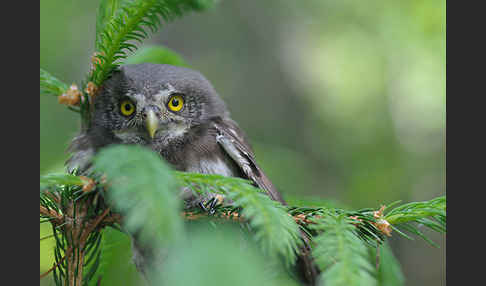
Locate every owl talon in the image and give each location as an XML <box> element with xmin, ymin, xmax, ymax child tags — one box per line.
<box><xmin>208</xmin><ymin>198</ymin><xmax>218</xmax><ymax>215</ymax></box>
<box><xmin>198</xmin><ymin>197</ymin><xmax>220</xmax><ymax>215</ymax></box>
<box><xmin>198</xmin><ymin>201</ymin><xmax>208</xmax><ymax>212</ymax></box>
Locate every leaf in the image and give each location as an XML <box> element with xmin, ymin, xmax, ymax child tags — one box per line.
<box><xmin>157</xmin><ymin>224</ymin><xmax>293</xmax><ymax>286</ymax></box>
<box><xmin>96</xmin><ymin>0</ymin><xmax>127</xmax><ymax>51</ymax></box>
<box><xmin>92</xmin><ymin>145</ymin><xmax>183</xmax><ymax>246</ymax></box>
<box><xmin>384</xmin><ymin>196</ymin><xmax>446</xmax><ymax>246</ymax></box>
<box><xmin>90</xmin><ymin>0</ymin><xmax>217</xmax><ymax>86</ymax></box>
<box><xmin>124</xmin><ymin>45</ymin><xmax>188</xmax><ymax>66</ymax></box>
<box><xmin>40</xmin><ymin>173</ymin><xmax>84</xmax><ymax>188</ymax></box>
<box><xmin>40</xmin><ymin>68</ymin><xmax>69</xmax><ymax>96</ymax></box>
<box><xmin>175</xmin><ymin>172</ymin><xmax>302</xmax><ymax>267</ymax></box>
<box><xmin>310</xmin><ymin>211</ymin><xmax>377</xmax><ymax>286</ymax></box>
<box><xmin>384</xmin><ymin>196</ymin><xmax>445</xmax><ymax>223</ymax></box>
<box><xmin>368</xmin><ymin>243</ymin><xmax>405</xmax><ymax>286</ymax></box>
<box><xmin>93</xmin><ymin>227</ymin><xmax>143</xmax><ymax>285</ymax></box>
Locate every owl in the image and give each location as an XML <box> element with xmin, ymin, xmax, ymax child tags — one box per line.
<box><xmin>66</xmin><ymin>63</ymin><xmax>318</xmax><ymax>285</ymax></box>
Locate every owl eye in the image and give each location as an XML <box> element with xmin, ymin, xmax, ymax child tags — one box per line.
<box><xmin>120</xmin><ymin>99</ymin><xmax>136</xmax><ymax>116</ymax></box>
<box><xmin>167</xmin><ymin>95</ymin><xmax>184</xmax><ymax>112</ymax></box>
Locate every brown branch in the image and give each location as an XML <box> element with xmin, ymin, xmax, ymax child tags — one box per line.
<box><xmin>40</xmin><ymin>194</ymin><xmax>391</xmax><ymax>286</ymax></box>
<box><xmin>183</xmin><ymin>211</ymin><xmax>245</xmax><ymax>222</ymax></box>
<box><xmin>40</xmin><ymin>206</ymin><xmax>63</xmax><ymax>224</ymax></box>
<box><xmin>292</xmin><ymin>213</ymin><xmax>320</xmax><ymax>225</ymax></box>
<box><xmin>42</xmin><ymin>191</ymin><xmax>61</xmax><ymax>204</ymax></box>
<box><xmin>80</xmin><ymin>208</ymin><xmax>111</xmax><ymax>242</ymax></box>
<box><xmin>182</xmin><ymin>210</ymin><xmax>321</xmax><ymax>225</ymax></box>
<box><xmin>101</xmin><ymin>213</ymin><xmax>122</xmax><ymax>225</ymax></box>
<box><xmin>40</xmin><ymin>234</ymin><xmax>55</xmax><ymax>241</ymax></box>
<box><xmin>40</xmin><ymin>255</ymin><xmax>66</xmax><ymax>279</ymax></box>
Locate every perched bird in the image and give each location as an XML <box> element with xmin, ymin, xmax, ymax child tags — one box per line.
<box><xmin>66</xmin><ymin>63</ymin><xmax>319</xmax><ymax>285</ymax></box>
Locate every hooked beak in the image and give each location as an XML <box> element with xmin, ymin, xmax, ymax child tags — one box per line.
<box><xmin>144</xmin><ymin>109</ymin><xmax>159</xmax><ymax>139</ymax></box>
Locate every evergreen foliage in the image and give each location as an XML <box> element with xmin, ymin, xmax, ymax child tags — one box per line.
<box><xmin>40</xmin><ymin>68</ymin><xmax>69</xmax><ymax>96</ymax></box>
<box><xmin>176</xmin><ymin>171</ymin><xmax>303</xmax><ymax>267</ymax></box>
<box><xmin>90</xmin><ymin>0</ymin><xmax>216</xmax><ymax>87</ymax></box>
<box><xmin>93</xmin><ymin>145</ymin><xmax>184</xmax><ymax>246</ymax></box>
<box><xmin>40</xmin><ymin>1</ymin><xmax>446</xmax><ymax>285</ymax></box>
<box><xmin>311</xmin><ymin>212</ymin><xmax>376</xmax><ymax>286</ymax></box>
<box><xmin>40</xmin><ymin>175</ymin><xmax>108</xmax><ymax>285</ymax></box>
<box><xmin>40</xmin><ymin>144</ymin><xmax>445</xmax><ymax>285</ymax></box>
<box><xmin>124</xmin><ymin>45</ymin><xmax>188</xmax><ymax>67</ymax></box>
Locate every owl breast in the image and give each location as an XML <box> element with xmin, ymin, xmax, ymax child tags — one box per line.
<box><xmin>185</xmin><ymin>157</ymin><xmax>236</xmax><ymax>177</ymax></box>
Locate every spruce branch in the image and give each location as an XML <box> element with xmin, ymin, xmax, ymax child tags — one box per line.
<box><xmin>40</xmin><ymin>205</ymin><xmax>63</xmax><ymax>223</ymax></box>
<box><xmin>90</xmin><ymin>0</ymin><xmax>216</xmax><ymax>86</ymax></box>
<box><xmin>310</xmin><ymin>212</ymin><xmax>376</xmax><ymax>286</ymax></box>
<box><xmin>40</xmin><ymin>178</ymin><xmax>113</xmax><ymax>286</ymax></box>
<box><xmin>40</xmin><ymin>164</ymin><xmax>445</xmax><ymax>285</ymax></box>
<box><xmin>384</xmin><ymin>196</ymin><xmax>446</xmax><ymax>247</ymax></box>
<box><xmin>40</xmin><ymin>255</ymin><xmax>67</xmax><ymax>279</ymax></box>
<box><xmin>40</xmin><ymin>68</ymin><xmax>69</xmax><ymax>96</ymax></box>
<box><xmin>92</xmin><ymin>145</ymin><xmax>184</xmax><ymax>247</ymax></box>
<box><xmin>96</xmin><ymin>0</ymin><xmax>127</xmax><ymax>51</ymax></box>
<box><xmin>175</xmin><ymin>171</ymin><xmax>303</xmax><ymax>267</ymax></box>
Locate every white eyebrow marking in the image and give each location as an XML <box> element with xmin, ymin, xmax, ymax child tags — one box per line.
<box><xmin>132</xmin><ymin>93</ymin><xmax>145</xmax><ymax>102</ymax></box>
<box><xmin>153</xmin><ymin>83</ymin><xmax>178</xmax><ymax>101</ymax></box>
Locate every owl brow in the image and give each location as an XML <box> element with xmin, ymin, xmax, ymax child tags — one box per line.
<box><xmin>154</xmin><ymin>88</ymin><xmax>184</xmax><ymax>103</ymax></box>
<box><xmin>124</xmin><ymin>91</ymin><xmax>144</xmax><ymax>102</ymax></box>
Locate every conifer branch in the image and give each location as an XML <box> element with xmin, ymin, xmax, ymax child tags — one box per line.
<box><xmin>40</xmin><ymin>255</ymin><xmax>67</xmax><ymax>279</ymax></box>
<box><xmin>90</xmin><ymin>0</ymin><xmax>216</xmax><ymax>86</ymax></box>
<box><xmin>40</xmin><ymin>68</ymin><xmax>69</xmax><ymax>96</ymax></box>
<box><xmin>40</xmin><ymin>154</ymin><xmax>445</xmax><ymax>285</ymax></box>
<box><xmin>40</xmin><ymin>205</ymin><xmax>63</xmax><ymax>223</ymax></box>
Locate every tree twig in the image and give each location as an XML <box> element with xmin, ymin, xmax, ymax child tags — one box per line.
<box><xmin>40</xmin><ymin>255</ymin><xmax>66</xmax><ymax>279</ymax></box>
<box><xmin>40</xmin><ymin>206</ymin><xmax>63</xmax><ymax>223</ymax></box>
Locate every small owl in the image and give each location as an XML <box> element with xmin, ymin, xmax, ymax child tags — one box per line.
<box><xmin>66</xmin><ymin>63</ymin><xmax>318</xmax><ymax>284</ymax></box>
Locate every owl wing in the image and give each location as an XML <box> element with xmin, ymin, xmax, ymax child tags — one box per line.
<box><xmin>213</xmin><ymin>118</ymin><xmax>319</xmax><ymax>284</ymax></box>
<box><xmin>212</xmin><ymin>118</ymin><xmax>286</xmax><ymax>204</ymax></box>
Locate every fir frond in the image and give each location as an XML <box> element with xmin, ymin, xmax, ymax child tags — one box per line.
<box><xmin>385</xmin><ymin>196</ymin><xmax>445</xmax><ymax>226</ymax></box>
<box><xmin>310</xmin><ymin>211</ymin><xmax>377</xmax><ymax>286</ymax></box>
<box><xmin>40</xmin><ymin>68</ymin><xmax>69</xmax><ymax>96</ymax></box>
<box><xmin>384</xmin><ymin>196</ymin><xmax>446</xmax><ymax>247</ymax></box>
<box><xmin>92</xmin><ymin>145</ymin><xmax>184</xmax><ymax>246</ymax></box>
<box><xmin>288</xmin><ymin>206</ymin><xmax>386</xmax><ymax>247</ymax></box>
<box><xmin>96</xmin><ymin>0</ymin><xmax>128</xmax><ymax>51</ymax></box>
<box><xmin>175</xmin><ymin>171</ymin><xmax>303</xmax><ymax>267</ymax></box>
<box><xmin>40</xmin><ymin>179</ymin><xmax>109</xmax><ymax>285</ymax></box>
<box><xmin>40</xmin><ymin>173</ymin><xmax>85</xmax><ymax>188</ymax></box>
<box><xmin>368</xmin><ymin>243</ymin><xmax>405</xmax><ymax>286</ymax></box>
<box><xmin>157</xmin><ymin>225</ymin><xmax>292</xmax><ymax>286</ymax></box>
<box><xmin>90</xmin><ymin>0</ymin><xmax>216</xmax><ymax>86</ymax></box>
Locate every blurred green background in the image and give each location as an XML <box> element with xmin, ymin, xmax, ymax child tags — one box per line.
<box><xmin>40</xmin><ymin>0</ymin><xmax>445</xmax><ymax>285</ymax></box>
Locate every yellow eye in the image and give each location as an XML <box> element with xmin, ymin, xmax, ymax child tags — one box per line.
<box><xmin>167</xmin><ymin>95</ymin><xmax>184</xmax><ymax>112</ymax></box>
<box><xmin>120</xmin><ymin>99</ymin><xmax>136</xmax><ymax>116</ymax></box>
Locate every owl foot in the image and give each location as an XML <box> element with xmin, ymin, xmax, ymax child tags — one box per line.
<box><xmin>198</xmin><ymin>194</ymin><xmax>224</xmax><ymax>215</ymax></box>
<box><xmin>198</xmin><ymin>197</ymin><xmax>218</xmax><ymax>215</ymax></box>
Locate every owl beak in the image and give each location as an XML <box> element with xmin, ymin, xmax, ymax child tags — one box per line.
<box><xmin>144</xmin><ymin>109</ymin><xmax>159</xmax><ymax>139</ymax></box>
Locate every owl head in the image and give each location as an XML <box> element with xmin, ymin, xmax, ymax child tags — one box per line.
<box><xmin>89</xmin><ymin>63</ymin><xmax>228</xmax><ymax>147</ymax></box>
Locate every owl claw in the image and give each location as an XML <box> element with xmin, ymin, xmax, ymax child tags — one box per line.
<box><xmin>198</xmin><ymin>197</ymin><xmax>220</xmax><ymax>215</ymax></box>
<box><xmin>207</xmin><ymin>198</ymin><xmax>218</xmax><ymax>215</ymax></box>
<box><xmin>198</xmin><ymin>201</ymin><xmax>208</xmax><ymax>212</ymax></box>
